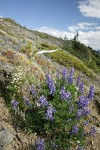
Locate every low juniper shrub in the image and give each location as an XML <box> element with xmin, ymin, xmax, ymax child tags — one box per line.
<box><xmin>11</xmin><ymin>68</ymin><xmax>95</xmax><ymax>150</ymax></box>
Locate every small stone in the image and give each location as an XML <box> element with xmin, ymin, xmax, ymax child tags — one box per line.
<box><xmin>95</xmin><ymin>127</ymin><xmax>100</xmax><ymax>134</ymax></box>
<box><xmin>0</xmin><ymin>124</ymin><xmax>14</xmax><ymax>150</ymax></box>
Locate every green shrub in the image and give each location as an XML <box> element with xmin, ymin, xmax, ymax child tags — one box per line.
<box><xmin>45</xmin><ymin>50</ymin><xmax>95</xmax><ymax>78</ymax></box>
<box><xmin>63</xmin><ymin>41</ymin><xmax>100</xmax><ymax>74</ymax></box>
<box><xmin>11</xmin><ymin>68</ymin><xmax>95</xmax><ymax>150</ymax></box>
<box><xmin>37</xmin><ymin>43</ymin><xmax>58</xmax><ymax>50</ymax></box>
<box><xmin>20</xmin><ymin>42</ymin><xmax>33</xmax><ymax>56</ymax></box>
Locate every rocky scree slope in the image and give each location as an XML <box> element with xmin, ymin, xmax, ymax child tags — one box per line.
<box><xmin>0</xmin><ymin>18</ymin><xmax>64</xmax><ymax>52</ymax></box>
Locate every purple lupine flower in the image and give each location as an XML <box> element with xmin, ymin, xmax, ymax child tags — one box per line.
<box><xmin>35</xmin><ymin>138</ymin><xmax>45</xmax><ymax>150</ymax></box>
<box><xmin>77</xmin><ymin>96</ymin><xmax>90</xmax><ymax>108</ymax></box>
<box><xmin>62</xmin><ymin>68</ymin><xmax>67</xmax><ymax>81</ymax></box>
<box><xmin>46</xmin><ymin>105</ymin><xmax>56</xmax><ymax>121</ymax></box>
<box><xmin>38</xmin><ymin>95</ymin><xmax>48</xmax><ymax>107</ymax></box>
<box><xmin>89</xmin><ymin>126</ymin><xmax>96</xmax><ymax>137</ymax></box>
<box><xmin>76</xmin><ymin>76</ymin><xmax>81</xmax><ymax>87</ymax></box>
<box><xmin>70</xmin><ymin>67</ymin><xmax>74</xmax><ymax>75</ymax></box>
<box><xmin>77</xmin><ymin>108</ymin><xmax>90</xmax><ymax>119</ymax></box>
<box><xmin>83</xmin><ymin>121</ymin><xmax>89</xmax><ymax>126</ymax></box>
<box><xmin>68</xmin><ymin>68</ymin><xmax>74</xmax><ymax>84</ymax></box>
<box><xmin>46</xmin><ymin>72</ymin><xmax>51</xmax><ymax>85</ymax></box>
<box><xmin>79</xmin><ymin>81</ymin><xmax>84</xmax><ymax>94</ymax></box>
<box><xmin>88</xmin><ymin>86</ymin><xmax>94</xmax><ymax>100</ymax></box>
<box><xmin>77</xmin><ymin>109</ymin><xmax>84</xmax><ymax>119</ymax></box>
<box><xmin>11</xmin><ymin>100</ymin><xmax>19</xmax><ymax>109</ymax></box>
<box><xmin>30</xmin><ymin>85</ymin><xmax>37</xmax><ymax>97</ymax></box>
<box><xmin>65</xmin><ymin>92</ymin><xmax>71</xmax><ymax>100</ymax></box>
<box><xmin>60</xmin><ymin>86</ymin><xmax>71</xmax><ymax>100</ymax></box>
<box><xmin>72</xmin><ymin>125</ymin><xmax>79</xmax><ymax>134</ymax></box>
<box><xmin>49</xmin><ymin>80</ymin><xmax>56</xmax><ymax>95</ymax></box>
<box><xmin>77</xmin><ymin>146</ymin><xmax>84</xmax><ymax>150</ymax></box>
<box><xmin>23</xmin><ymin>96</ymin><xmax>32</xmax><ymax>107</ymax></box>
<box><xmin>83</xmin><ymin>108</ymin><xmax>91</xmax><ymax>116</ymax></box>
<box><xmin>46</xmin><ymin>73</ymin><xmax>56</xmax><ymax>95</ymax></box>
<box><xmin>56</xmin><ymin>71</ymin><xmax>60</xmax><ymax>79</ymax></box>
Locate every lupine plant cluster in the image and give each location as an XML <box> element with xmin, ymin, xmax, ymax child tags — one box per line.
<box><xmin>11</xmin><ymin>67</ymin><xmax>95</xmax><ymax>150</ymax></box>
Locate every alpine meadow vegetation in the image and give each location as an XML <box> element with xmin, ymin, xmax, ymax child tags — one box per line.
<box><xmin>10</xmin><ymin>67</ymin><xmax>95</xmax><ymax>150</ymax></box>
<box><xmin>0</xmin><ymin>17</ymin><xmax>99</xmax><ymax>150</ymax></box>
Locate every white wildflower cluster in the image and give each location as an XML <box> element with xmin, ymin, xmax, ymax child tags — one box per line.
<box><xmin>10</xmin><ymin>66</ymin><xmax>25</xmax><ymax>93</ymax></box>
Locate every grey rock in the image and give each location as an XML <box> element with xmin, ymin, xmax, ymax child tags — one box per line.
<box><xmin>95</xmin><ymin>126</ymin><xmax>100</xmax><ymax>134</ymax></box>
<box><xmin>0</xmin><ymin>125</ymin><xmax>14</xmax><ymax>150</ymax></box>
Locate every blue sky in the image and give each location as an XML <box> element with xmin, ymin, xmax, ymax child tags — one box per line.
<box><xmin>0</xmin><ymin>0</ymin><xmax>100</xmax><ymax>50</ymax></box>
<box><xmin>0</xmin><ymin>0</ymin><xmax>83</xmax><ymax>29</ymax></box>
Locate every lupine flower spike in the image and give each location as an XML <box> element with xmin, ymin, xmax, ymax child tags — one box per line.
<box><xmin>35</xmin><ymin>138</ymin><xmax>45</xmax><ymax>150</ymax></box>
<box><xmin>68</xmin><ymin>68</ymin><xmax>74</xmax><ymax>84</ymax></box>
<box><xmin>46</xmin><ymin>105</ymin><xmax>56</xmax><ymax>121</ymax></box>
<box><xmin>60</xmin><ymin>86</ymin><xmax>71</xmax><ymax>100</ymax></box>
<box><xmin>46</xmin><ymin>73</ymin><xmax>56</xmax><ymax>95</ymax></box>
<box><xmin>30</xmin><ymin>85</ymin><xmax>37</xmax><ymax>97</ymax></box>
<box><xmin>11</xmin><ymin>99</ymin><xmax>19</xmax><ymax>109</ymax></box>
<box><xmin>38</xmin><ymin>95</ymin><xmax>48</xmax><ymax>107</ymax></box>
<box><xmin>23</xmin><ymin>96</ymin><xmax>32</xmax><ymax>107</ymax></box>
<box><xmin>88</xmin><ymin>86</ymin><xmax>94</xmax><ymax>100</ymax></box>
<box><xmin>79</xmin><ymin>81</ymin><xmax>84</xmax><ymax>94</ymax></box>
<box><xmin>76</xmin><ymin>76</ymin><xmax>80</xmax><ymax>87</ymax></box>
<box><xmin>72</xmin><ymin>125</ymin><xmax>79</xmax><ymax>134</ymax></box>
<box><xmin>62</xmin><ymin>68</ymin><xmax>67</xmax><ymax>81</ymax></box>
<box><xmin>77</xmin><ymin>96</ymin><xmax>90</xmax><ymax>108</ymax></box>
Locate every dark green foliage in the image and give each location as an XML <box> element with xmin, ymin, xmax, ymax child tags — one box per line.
<box><xmin>63</xmin><ymin>40</ymin><xmax>100</xmax><ymax>73</ymax></box>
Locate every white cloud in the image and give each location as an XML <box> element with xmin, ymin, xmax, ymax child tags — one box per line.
<box><xmin>36</xmin><ymin>25</ymin><xmax>100</xmax><ymax>50</ymax></box>
<box><xmin>0</xmin><ymin>15</ymin><xmax>3</xmax><ymax>18</ymax></box>
<box><xmin>37</xmin><ymin>26</ymin><xmax>74</xmax><ymax>39</ymax></box>
<box><xmin>78</xmin><ymin>31</ymin><xmax>100</xmax><ymax>50</ymax></box>
<box><xmin>78</xmin><ymin>0</ymin><xmax>100</xmax><ymax>18</ymax></box>
<box><xmin>94</xmin><ymin>26</ymin><xmax>100</xmax><ymax>30</ymax></box>
<box><xmin>68</xmin><ymin>22</ymin><xmax>97</xmax><ymax>32</ymax></box>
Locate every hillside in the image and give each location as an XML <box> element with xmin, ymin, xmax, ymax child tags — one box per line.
<box><xmin>0</xmin><ymin>18</ymin><xmax>64</xmax><ymax>51</ymax></box>
<box><xmin>0</xmin><ymin>18</ymin><xmax>100</xmax><ymax>75</ymax></box>
<box><xmin>63</xmin><ymin>40</ymin><xmax>100</xmax><ymax>73</ymax></box>
<box><xmin>0</xmin><ymin>18</ymin><xmax>100</xmax><ymax>150</ymax></box>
